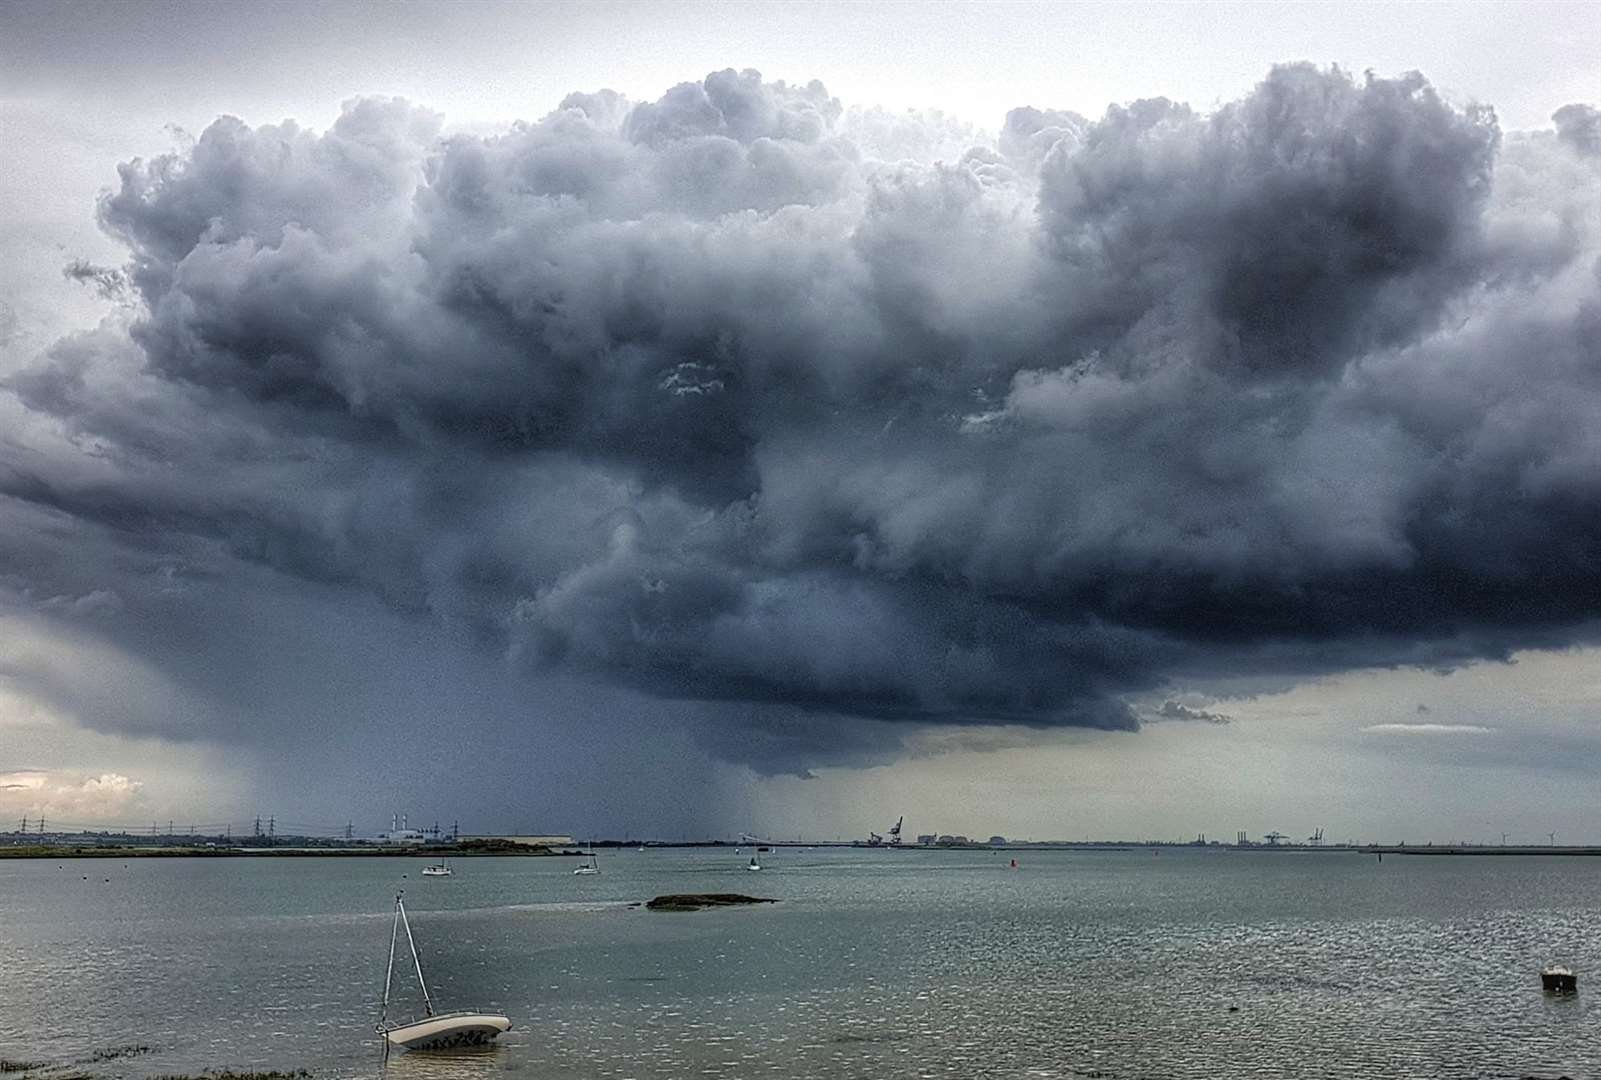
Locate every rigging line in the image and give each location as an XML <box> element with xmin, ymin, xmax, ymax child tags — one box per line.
<box><xmin>398</xmin><ymin>893</ymin><xmax>435</xmax><ymax>1018</ymax></box>
<box><xmin>381</xmin><ymin>892</ymin><xmax>401</xmax><ymax>1026</ymax></box>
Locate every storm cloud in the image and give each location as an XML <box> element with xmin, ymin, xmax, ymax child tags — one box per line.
<box><xmin>5</xmin><ymin>64</ymin><xmax>1601</xmax><ymax>772</ymax></box>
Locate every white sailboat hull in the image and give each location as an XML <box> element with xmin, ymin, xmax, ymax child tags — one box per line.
<box><xmin>382</xmin><ymin>1011</ymin><xmax>511</xmax><ymax>1049</ymax></box>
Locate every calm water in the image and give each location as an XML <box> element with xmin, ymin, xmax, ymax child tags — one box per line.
<box><xmin>2</xmin><ymin>847</ymin><xmax>1599</xmax><ymax>1079</ymax></box>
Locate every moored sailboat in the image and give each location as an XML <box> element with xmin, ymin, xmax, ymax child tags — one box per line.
<box><xmin>376</xmin><ymin>892</ymin><xmax>511</xmax><ymax>1050</ymax></box>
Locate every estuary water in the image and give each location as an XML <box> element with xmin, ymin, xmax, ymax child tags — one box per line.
<box><xmin>2</xmin><ymin>847</ymin><xmax>1599</xmax><ymax>1079</ymax></box>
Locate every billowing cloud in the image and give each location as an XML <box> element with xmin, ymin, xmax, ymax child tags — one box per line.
<box><xmin>3</xmin><ymin>65</ymin><xmax>1600</xmax><ymax>774</ymax></box>
<box><xmin>0</xmin><ymin>768</ymin><xmax>145</xmax><ymax>820</ymax></box>
<box><xmin>1554</xmin><ymin>103</ymin><xmax>1601</xmax><ymax>156</ymax></box>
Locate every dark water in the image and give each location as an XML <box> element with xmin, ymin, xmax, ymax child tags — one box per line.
<box><xmin>2</xmin><ymin>847</ymin><xmax>1598</xmax><ymax>1079</ymax></box>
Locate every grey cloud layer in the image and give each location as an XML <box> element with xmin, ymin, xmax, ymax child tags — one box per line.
<box><xmin>5</xmin><ymin>65</ymin><xmax>1600</xmax><ymax>768</ymax></box>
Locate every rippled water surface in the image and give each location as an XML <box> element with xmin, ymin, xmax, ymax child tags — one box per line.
<box><xmin>3</xmin><ymin>848</ymin><xmax>1599</xmax><ymax>1078</ymax></box>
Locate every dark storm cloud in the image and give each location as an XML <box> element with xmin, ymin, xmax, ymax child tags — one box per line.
<box><xmin>5</xmin><ymin>65</ymin><xmax>1601</xmax><ymax>770</ymax></box>
<box><xmin>1035</xmin><ymin>71</ymin><xmax>1497</xmax><ymax>377</ymax></box>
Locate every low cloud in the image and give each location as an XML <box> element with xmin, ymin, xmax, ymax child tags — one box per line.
<box><xmin>36</xmin><ymin>589</ymin><xmax>124</xmax><ymax>620</ymax></box>
<box><xmin>0</xmin><ymin>768</ymin><xmax>145</xmax><ymax>820</ymax></box>
<box><xmin>1152</xmin><ymin>701</ymin><xmax>1232</xmax><ymax>725</ymax></box>
<box><xmin>1361</xmin><ymin>723</ymin><xmax>1497</xmax><ymax>735</ymax></box>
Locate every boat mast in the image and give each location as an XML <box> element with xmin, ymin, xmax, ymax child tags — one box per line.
<box><xmin>397</xmin><ymin>893</ymin><xmax>436</xmax><ymax>1017</ymax></box>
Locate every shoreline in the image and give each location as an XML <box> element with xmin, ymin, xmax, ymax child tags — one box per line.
<box><xmin>8</xmin><ymin>841</ymin><xmax>1601</xmax><ymax>859</ymax></box>
<box><xmin>0</xmin><ymin>844</ymin><xmax>584</xmax><ymax>859</ymax></box>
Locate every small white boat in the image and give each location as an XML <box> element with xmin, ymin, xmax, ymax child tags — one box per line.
<box><xmin>420</xmin><ymin>859</ymin><xmax>452</xmax><ymax>877</ymax></box>
<box><xmin>383</xmin><ymin>1010</ymin><xmax>513</xmax><ymax>1050</ymax></box>
<box><xmin>573</xmin><ymin>855</ymin><xmax>599</xmax><ymax>875</ymax></box>
<box><xmin>746</xmin><ymin>855</ymin><xmax>762</xmax><ymax>871</ymax></box>
<box><xmin>377</xmin><ymin>892</ymin><xmax>510</xmax><ymax>1050</ymax></box>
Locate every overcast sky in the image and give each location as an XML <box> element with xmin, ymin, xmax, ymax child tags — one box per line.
<box><xmin>3</xmin><ymin>0</ymin><xmax>1600</xmax><ymax>843</ymax></box>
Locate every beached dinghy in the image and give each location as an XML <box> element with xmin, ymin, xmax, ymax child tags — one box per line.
<box><xmin>376</xmin><ymin>892</ymin><xmax>511</xmax><ymax>1050</ymax></box>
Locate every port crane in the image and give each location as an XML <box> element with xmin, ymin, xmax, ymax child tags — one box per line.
<box><xmin>1263</xmin><ymin>831</ymin><xmax>1287</xmax><ymax>845</ymax></box>
<box><xmin>1306</xmin><ymin>828</ymin><xmax>1324</xmax><ymax>846</ymax></box>
<box><xmin>866</xmin><ymin>816</ymin><xmax>904</xmax><ymax>847</ymax></box>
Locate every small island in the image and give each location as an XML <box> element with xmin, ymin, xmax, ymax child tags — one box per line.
<box><xmin>644</xmin><ymin>893</ymin><xmax>778</xmax><ymax>912</ymax></box>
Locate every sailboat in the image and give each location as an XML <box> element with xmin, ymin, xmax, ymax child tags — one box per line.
<box><xmin>420</xmin><ymin>858</ymin><xmax>452</xmax><ymax>877</ymax></box>
<box><xmin>376</xmin><ymin>892</ymin><xmax>511</xmax><ymax>1050</ymax></box>
<box><xmin>573</xmin><ymin>854</ymin><xmax>599</xmax><ymax>875</ymax></box>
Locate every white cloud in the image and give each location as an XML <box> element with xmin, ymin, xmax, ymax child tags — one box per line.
<box><xmin>1360</xmin><ymin>723</ymin><xmax>1497</xmax><ymax>735</ymax></box>
<box><xmin>0</xmin><ymin>767</ymin><xmax>145</xmax><ymax>821</ymax></box>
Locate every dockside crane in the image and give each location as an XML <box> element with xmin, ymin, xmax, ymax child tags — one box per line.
<box><xmin>865</xmin><ymin>816</ymin><xmax>905</xmax><ymax>847</ymax></box>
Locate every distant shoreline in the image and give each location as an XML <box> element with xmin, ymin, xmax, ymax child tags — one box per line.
<box><xmin>1360</xmin><ymin>845</ymin><xmax>1601</xmax><ymax>856</ymax></box>
<box><xmin>0</xmin><ymin>844</ymin><xmax>585</xmax><ymax>859</ymax></box>
<box><xmin>7</xmin><ymin>841</ymin><xmax>1599</xmax><ymax>859</ymax></box>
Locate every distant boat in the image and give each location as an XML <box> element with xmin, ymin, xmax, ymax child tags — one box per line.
<box><xmin>747</xmin><ymin>854</ymin><xmax>762</xmax><ymax>871</ymax></box>
<box><xmin>376</xmin><ymin>892</ymin><xmax>510</xmax><ymax>1050</ymax></box>
<box><xmin>420</xmin><ymin>859</ymin><xmax>452</xmax><ymax>877</ymax></box>
<box><xmin>573</xmin><ymin>855</ymin><xmax>600</xmax><ymax>875</ymax></box>
<box><xmin>1542</xmin><ymin>965</ymin><xmax>1578</xmax><ymax>993</ymax></box>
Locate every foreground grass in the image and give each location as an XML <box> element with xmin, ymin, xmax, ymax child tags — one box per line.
<box><xmin>2</xmin><ymin>1044</ymin><xmax>152</xmax><ymax>1077</ymax></box>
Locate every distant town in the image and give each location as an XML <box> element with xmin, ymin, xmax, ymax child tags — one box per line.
<box><xmin>4</xmin><ymin>812</ymin><xmax>1598</xmax><ymax>856</ymax></box>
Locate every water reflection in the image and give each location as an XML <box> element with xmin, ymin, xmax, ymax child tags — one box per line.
<box><xmin>382</xmin><ymin>1045</ymin><xmax>507</xmax><ymax>1080</ymax></box>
